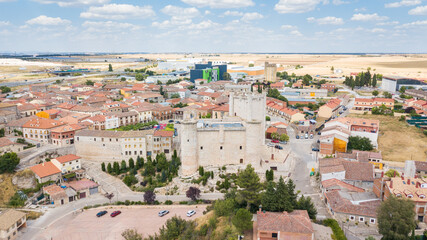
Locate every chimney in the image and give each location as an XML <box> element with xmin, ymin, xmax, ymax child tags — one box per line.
<box><xmin>390</xmin><ymin>180</ymin><xmax>393</xmax><ymax>188</ymax></box>
<box><xmin>381</xmin><ymin>171</ymin><xmax>384</xmax><ymax>178</ymax></box>
<box><xmin>407</xmin><ymin>179</ymin><xmax>411</xmax><ymax>185</ymax></box>
<box><xmin>258</xmin><ymin>205</ymin><xmax>262</xmax><ymax>214</ymax></box>
<box><xmin>416</xmin><ymin>182</ymin><xmax>420</xmax><ymax>188</ymax></box>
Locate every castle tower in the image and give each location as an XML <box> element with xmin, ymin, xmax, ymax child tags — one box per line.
<box><xmin>180</xmin><ymin>110</ymin><xmax>198</xmax><ymax>176</ymax></box>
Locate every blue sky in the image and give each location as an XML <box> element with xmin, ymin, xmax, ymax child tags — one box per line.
<box><xmin>0</xmin><ymin>0</ymin><xmax>426</xmax><ymax>53</ymax></box>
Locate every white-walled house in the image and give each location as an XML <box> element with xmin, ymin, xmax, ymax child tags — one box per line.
<box><xmin>51</xmin><ymin>154</ymin><xmax>82</xmax><ymax>174</ymax></box>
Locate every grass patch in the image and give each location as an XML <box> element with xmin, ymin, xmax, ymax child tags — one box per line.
<box><xmin>349</xmin><ymin>114</ymin><xmax>427</xmax><ymax>162</ymax></box>
<box><xmin>0</xmin><ymin>174</ymin><xmax>18</xmax><ymax>207</ymax></box>
<box><xmin>24</xmin><ymin>211</ymin><xmax>43</xmax><ymax>220</ymax></box>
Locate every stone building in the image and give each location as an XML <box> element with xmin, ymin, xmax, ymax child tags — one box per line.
<box><xmin>180</xmin><ymin>90</ymin><xmax>266</xmax><ymax>176</ymax></box>
<box><xmin>74</xmin><ymin>129</ymin><xmax>173</xmax><ymax>161</ymax></box>
<box><xmin>264</xmin><ymin>62</ymin><xmax>277</xmax><ymax>83</ymax></box>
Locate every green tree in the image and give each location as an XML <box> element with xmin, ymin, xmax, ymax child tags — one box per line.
<box><xmin>0</xmin><ymin>128</ymin><xmax>5</xmax><ymax>137</ymax></box>
<box><xmin>128</xmin><ymin>158</ymin><xmax>135</xmax><ymax>169</ymax></box>
<box><xmin>113</xmin><ymin>161</ymin><xmax>120</xmax><ymax>175</ymax></box>
<box><xmin>121</xmin><ymin>229</ymin><xmax>143</xmax><ymax>240</ymax></box>
<box><xmin>279</xmin><ymin>134</ymin><xmax>289</xmax><ymax>142</ymax></box>
<box><xmin>222</xmin><ymin>72</ymin><xmax>232</xmax><ymax>80</ymax></box>
<box><xmin>0</xmin><ymin>152</ymin><xmax>20</xmax><ymax>173</ymax></box>
<box><xmin>144</xmin><ymin>190</ymin><xmax>156</xmax><ymax>204</ymax></box>
<box><xmin>232</xmin><ymin>208</ymin><xmax>253</xmax><ymax>233</ymax></box>
<box><xmin>265</xmin><ymin>169</ymin><xmax>274</xmax><ymax>182</ymax></box>
<box><xmin>123</xmin><ymin>174</ymin><xmax>138</xmax><ymax>186</ymax></box>
<box><xmin>372</xmin><ymin>74</ymin><xmax>377</xmax><ymax>87</ymax></box>
<box><xmin>236</xmin><ymin>164</ymin><xmax>263</xmax><ymax>208</ymax></box>
<box><xmin>286</xmin><ymin>178</ymin><xmax>297</xmax><ymax>207</ymax></box>
<box><xmin>147</xmin><ymin>216</ymin><xmax>196</xmax><ymax>240</ymax></box>
<box><xmin>378</xmin><ymin>197</ymin><xmax>416</xmax><ymax>240</ymax></box>
<box><xmin>385</xmin><ymin>169</ymin><xmax>400</xmax><ymax>178</ymax></box>
<box><xmin>108</xmin><ymin>64</ymin><xmax>113</xmax><ymax>72</ymax></box>
<box><xmin>277</xmin><ymin>177</ymin><xmax>293</xmax><ymax>212</ymax></box>
<box><xmin>135</xmin><ymin>73</ymin><xmax>145</xmax><ymax>81</ymax></box>
<box><xmin>347</xmin><ymin>136</ymin><xmax>374</xmax><ymax>151</ymax></box>
<box><xmin>8</xmin><ymin>192</ymin><xmax>26</xmax><ymax>207</ymax></box>
<box><xmin>249</xmin><ymin>63</ymin><xmax>254</xmax><ymax>67</ymax></box>
<box><xmin>297</xmin><ymin>195</ymin><xmax>317</xmax><ymax>219</ymax></box>
<box><xmin>120</xmin><ymin>77</ymin><xmax>126</xmax><ymax>81</ymax></box>
<box><xmin>261</xmin><ymin>181</ymin><xmax>278</xmax><ymax>211</ymax></box>
<box><xmin>85</xmin><ymin>80</ymin><xmax>95</xmax><ymax>86</ymax></box>
<box><xmin>186</xmin><ymin>187</ymin><xmax>201</xmax><ymax>201</ymax></box>
<box><xmin>372</xmin><ymin>90</ymin><xmax>379</xmax><ymax>96</ymax></box>
<box><xmin>121</xmin><ymin>160</ymin><xmax>127</xmax><ymax>172</ymax></box>
<box><xmin>101</xmin><ymin>162</ymin><xmax>106</xmax><ymax>172</ymax></box>
<box><xmin>384</xmin><ymin>91</ymin><xmax>392</xmax><ymax>98</ymax></box>
<box><xmin>107</xmin><ymin>162</ymin><xmax>112</xmax><ymax>173</ymax></box>
<box><xmin>302</xmin><ymin>74</ymin><xmax>312</xmax><ymax>86</ymax></box>
<box><xmin>214</xmin><ymin>198</ymin><xmax>236</xmax><ymax>217</ymax></box>
<box><xmin>331</xmin><ymin>66</ymin><xmax>334</xmax><ymax>72</ymax></box>
<box><xmin>0</xmin><ymin>86</ymin><xmax>11</xmax><ymax>93</ymax></box>
<box><xmin>399</xmin><ymin>86</ymin><xmax>406</xmax><ymax>94</ymax></box>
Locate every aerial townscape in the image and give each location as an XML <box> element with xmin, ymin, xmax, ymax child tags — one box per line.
<box><xmin>1</xmin><ymin>1</ymin><xmax>427</xmax><ymax>240</ymax></box>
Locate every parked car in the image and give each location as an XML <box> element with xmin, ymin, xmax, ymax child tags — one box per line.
<box><xmin>275</xmin><ymin>145</ymin><xmax>283</xmax><ymax>150</ymax></box>
<box><xmin>296</xmin><ymin>135</ymin><xmax>300</xmax><ymax>139</ymax></box>
<box><xmin>305</xmin><ymin>134</ymin><xmax>308</xmax><ymax>139</ymax></box>
<box><xmin>272</xmin><ymin>139</ymin><xmax>279</xmax><ymax>143</ymax></box>
<box><xmin>158</xmin><ymin>210</ymin><xmax>169</xmax><ymax>217</ymax></box>
<box><xmin>279</xmin><ymin>141</ymin><xmax>287</xmax><ymax>144</ymax></box>
<box><xmin>312</xmin><ymin>148</ymin><xmax>320</xmax><ymax>152</ymax></box>
<box><xmin>317</xmin><ymin>139</ymin><xmax>320</xmax><ymax>143</ymax></box>
<box><xmin>309</xmin><ymin>134</ymin><xmax>313</xmax><ymax>139</ymax></box>
<box><xmin>96</xmin><ymin>210</ymin><xmax>108</xmax><ymax>217</ymax></box>
<box><xmin>168</xmin><ymin>120</ymin><xmax>174</xmax><ymax>123</ymax></box>
<box><xmin>110</xmin><ymin>211</ymin><xmax>121</xmax><ymax>217</ymax></box>
<box><xmin>318</xmin><ymin>131</ymin><xmax>321</xmax><ymax>135</ymax></box>
<box><xmin>267</xmin><ymin>143</ymin><xmax>275</xmax><ymax>147</ymax></box>
<box><xmin>175</xmin><ymin>121</ymin><xmax>181</xmax><ymax>124</ymax></box>
<box><xmin>187</xmin><ymin>210</ymin><xmax>196</xmax><ymax>217</ymax></box>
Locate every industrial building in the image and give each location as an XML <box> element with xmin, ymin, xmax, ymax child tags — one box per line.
<box><xmin>381</xmin><ymin>76</ymin><xmax>427</xmax><ymax>93</ymax></box>
<box><xmin>190</xmin><ymin>61</ymin><xmax>227</xmax><ymax>83</ymax></box>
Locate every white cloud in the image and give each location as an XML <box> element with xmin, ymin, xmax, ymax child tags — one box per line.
<box><xmin>33</xmin><ymin>0</ymin><xmax>109</xmax><ymax>7</ymax></box>
<box><xmin>241</xmin><ymin>12</ymin><xmax>264</xmax><ymax>22</ymax></box>
<box><xmin>80</xmin><ymin>4</ymin><xmax>155</xmax><ymax>20</ymax></box>
<box><xmin>290</xmin><ymin>30</ymin><xmax>303</xmax><ymax>36</ymax></box>
<box><xmin>398</xmin><ymin>20</ymin><xmax>427</xmax><ymax>28</ymax></box>
<box><xmin>224</xmin><ymin>10</ymin><xmax>244</xmax><ymax>16</ymax></box>
<box><xmin>385</xmin><ymin>0</ymin><xmax>421</xmax><ymax>8</ymax></box>
<box><xmin>181</xmin><ymin>0</ymin><xmax>254</xmax><ymax>8</ymax></box>
<box><xmin>281</xmin><ymin>24</ymin><xmax>297</xmax><ymax>30</ymax></box>
<box><xmin>82</xmin><ymin>21</ymin><xmax>140</xmax><ymax>32</ymax></box>
<box><xmin>204</xmin><ymin>10</ymin><xmax>211</xmax><ymax>15</ymax></box>
<box><xmin>0</xmin><ymin>21</ymin><xmax>10</xmax><ymax>27</ymax></box>
<box><xmin>332</xmin><ymin>0</ymin><xmax>349</xmax><ymax>5</ymax></box>
<box><xmin>354</xmin><ymin>7</ymin><xmax>366</xmax><ymax>12</ymax></box>
<box><xmin>351</xmin><ymin>13</ymin><xmax>389</xmax><ymax>21</ymax></box>
<box><xmin>307</xmin><ymin>16</ymin><xmax>344</xmax><ymax>25</ymax></box>
<box><xmin>161</xmin><ymin>5</ymin><xmax>200</xmax><ymax>19</ymax></box>
<box><xmin>275</xmin><ymin>0</ymin><xmax>324</xmax><ymax>14</ymax></box>
<box><xmin>376</xmin><ymin>21</ymin><xmax>399</xmax><ymax>26</ymax></box>
<box><xmin>187</xmin><ymin>20</ymin><xmax>220</xmax><ymax>30</ymax></box>
<box><xmin>26</xmin><ymin>15</ymin><xmax>71</xmax><ymax>25</ymax></box>
<box><xmin>371</xmin><ymin>28</ymin><xmax>386</xmax><ymax>33</ymax></box>
<box><xmin>409</xmin><ymin>5</ymin><xmax>427</xmax><ymax>15</ymax></box>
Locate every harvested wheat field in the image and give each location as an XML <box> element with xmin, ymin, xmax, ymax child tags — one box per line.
<box><xmin>349</xmin><ymin>114</ymin><xmax>427</xmax><ymax>162</ymax></box>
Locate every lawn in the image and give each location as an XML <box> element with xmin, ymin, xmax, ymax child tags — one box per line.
<box><xmin>349</xmin><ymin>114</ymin><xmax>427</xmax><ymax>162</ymax></box>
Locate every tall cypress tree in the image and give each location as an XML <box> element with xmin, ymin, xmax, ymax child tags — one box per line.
<box><xmin>286</xmin><ymin>178</ymin><xmax>298</xmax><ymax>207</ymax></box>
<box><xmin>261</xmin><ymin>181</ymin><xmax>278</xmax><ymax>211</ymax></box>
<box><xmin>276</xmin><ymin>176</ymin><xmax>293</xmax><ymax>212</ymax></box>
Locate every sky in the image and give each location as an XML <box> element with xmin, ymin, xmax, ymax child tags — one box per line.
<box><xmin>0</xmin><ymin>0</ymin><xmax>427</xmax><ymax>53</ymax></box>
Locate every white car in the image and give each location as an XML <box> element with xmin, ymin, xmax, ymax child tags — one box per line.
<box><xmin>186</xmin><ymin>210</ymin><xmax>196</xmax><ymax>217</ymax></box>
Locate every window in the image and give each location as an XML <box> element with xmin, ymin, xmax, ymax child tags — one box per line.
<box><xmin>272</xmin><ymin>233</ymin><xmax>278</xmax><ymax>238</ymax></box>
<box><xmin>77</xmin><ymin>137</ymin><xmax>79</xmax><ymax>141</ymax></box>
<box><xmin>359</xmin><ymin>217</ymin><xmax>364</xmax><ymax>222</ymax></box>
<box><xmin>350</xmin><ymin>216</ymin><xmax>355</xmax><ymax>221</ymax></box>
<box><xmin>240</xmin><ymin>146</ymin><xmax>242</xmax><ymax>150</ymax></box>
<box><xmin>240</xmin><ymin>159</ymin><xmax>243</xmax><ymax>163</ymax></box>
<box><xmin>370</xmin><ymin>218</ymin><xmax>376</xmax><ymax>224</ymax></box>
<box><xmin>220</xmin><ymin>146</ymin><xmax>223</xmax><ymax>150</ymax></box>
<box><xmin>200</xmin><ymin>146</ymin><xmax>203</xmax><ymax>150</ymax></box>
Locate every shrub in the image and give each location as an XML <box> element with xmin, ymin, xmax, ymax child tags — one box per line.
<box><xmin>165</xmin><ymin>200</ymin><xmax>173</xmax><ymax>205</ymax></box>
<box><xmin>324</xmin><ymin>219</ymin><xmax>347</xmax><ymax>240</ymax></box>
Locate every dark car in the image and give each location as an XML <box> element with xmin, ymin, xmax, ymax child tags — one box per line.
<box><xmin>168</xmin><ymin>120</ymin><xmax>174</xmax><ymax>123</ymax></box>
<box><xmin>110</xmin><ymin>210</ymin><xmax>121</xmax><ymax>217</ymax></box>
<box><xmin>158</xmin><ymin>210</ymin><xmax>170</xmax><ymax>217</ymax></box>
<box><xmin>312</xmin><ymin>148</ymin><xmax>320</xmax><ymax>152</ymax></box>
<box><xmin>275</xmin><ymin>145</ymin><xmax>283</xmax><ymax>150</ymax></box>
<box><xmin>96</xmin><ymin>210</ymin><xmax>108</xmax><ymax>217</ymax></box>
<box><xmin>296</xmin><ymin>135</ymin><xmax>300</xmax><ymax>139</ymax></box>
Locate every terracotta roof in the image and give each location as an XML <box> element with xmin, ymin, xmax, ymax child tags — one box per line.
<box><xmin>321</xmin><ymin>178</ymin><xmax>365</xmax><ymax>192</ymax></box>
<box><xmin>30</xmin><ymin>162</ymin><xmax>61</xmax><ymax>178</ymax></box>
<box><xmin>266</xmin><ymin>126</ymin><xmax>278</xmax><ymax>134</ymax></box>
<box><xmin>51</xmin><ymin>124</ymin><xmax>83</xmax><ymax>133</ymax></box>
<box><xmin>213</xmin><ymin>104</ymin><xmax>229</xmax><ymax>112</ymax></box>
<box><xmin>67</xmin><ymin>179</ymin><xmax>98</xmax><ymax>191</ymax></box>
<box><xmin>0</xmin><ymin>209</ymin><xmax>26</xmax><ymax>230</ymax></box>
<box><xmin>54</xmin><ymin>154</ymin><xmax>81</xmax><ymax>164</ymax></box>
<box><xmin>154</xmin><ymin>130</ymin><xmax>174</xmax><ymax>137</ymax></box>
<box><xmin>0</xmin><ymin>137</ymin><xmax>16</xmax><ymax>147</ymax></box>
<box><xmin>343</xmin><ymin>161</ymin><xmax>375</xmax><ymax>182</ymax></box>
<box><xmin>325</xmin><ymin>191</ymin><xmax>380</xmax><ymax>218</ymax></box>
<box><xmin>415</xmin><ymin>161</ymin><xmax>427</xmax><ymax>172</ymax></box>
<box><xmin>385</xmin><ymin>177</ymin><xmax>427</xmax><ymax>202</ymax></box>
<box><xmin>22</xmin><ymin>117</ymin><xmax>65</xmax><ymax>129</ymax></box>
<box><xmin>256</xmin><ymin>210</ymin><xmax>313</xmax><ymax>235</ymax></box>
<box><xmin>18</xmin><ymin>103</ymin><xmax>37</xmax><ymax>111</ymax></box>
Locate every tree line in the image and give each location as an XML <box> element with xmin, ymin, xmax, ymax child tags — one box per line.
<box><xmin>344</xmin><ymin>72</ymin><xmax>382</xmax><ymax>89</ymax></box>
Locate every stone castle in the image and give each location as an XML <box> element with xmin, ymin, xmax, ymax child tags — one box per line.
<box><xmin>180</xmin><ymin>89</ymin><xmax>266</xmax><ymax>176</ymax></box>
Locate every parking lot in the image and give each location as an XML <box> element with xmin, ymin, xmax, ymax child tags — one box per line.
<box><xmin>32</xmin><ymin>205</ymin><xmax>207</xmax><ymax>240</ymax></box>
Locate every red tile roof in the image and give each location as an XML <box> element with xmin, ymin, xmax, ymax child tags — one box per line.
<box><xmin>154</xmin><ymin>130</ymin><xmax>174</xmax><ymax>137</ymax></box>
<box><xmin>54</xmin><ymin>154</ymin><xmax>81</xmax><ymax>164</ymax></box>
<box><xmin>256</xmin><ymin>210</ymin><xmax>313</xmax><ymax>235</ymax></box>
<box><xmin>22</xmin><ymin>117</ymin><xmax>65</xmax><ymax>129</ymax></box>
<box><xmin>30</xmin><ymin>162</ymin><xmax>61</xmax><ymax>178</ymax></box>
